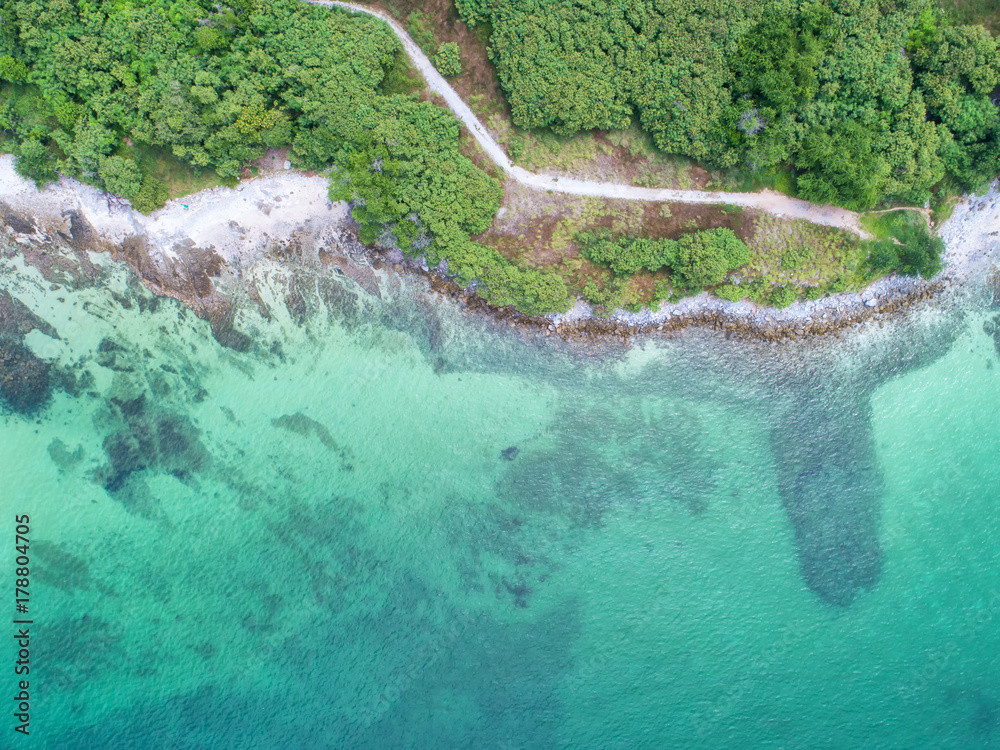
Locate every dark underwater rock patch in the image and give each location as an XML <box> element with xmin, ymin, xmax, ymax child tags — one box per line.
<box><xmin>272</xmin><ymin>412</ymin><xmax>354</xmax><ymax>470</ymax></box>
<box><xmin>39</xmin><ymin>614</ymin><xmax>125</xmax><ymax>693</ymax></box>
<box><xmin>498</xmin><ymin>573</ymin><xmax>533</xmax><ymax>608</ymax></box>
<box><xmin>48</xmin><ymin>438</ymin><xmax>84</xmax><ymax>471</ymax></box>
<box><xmin>0</xmin><ymin>289</ymin><xmax>58</xmax><ymax>340</ymax></box>
<box><xmin>109</xmin><ymin>236</ymin><xmax>254</xmax><ymax>352</ymax></box>
<box><xmin>49</xmin><ymin>364</ymin><xmax>94</xmax><ymax>397</ymax></box>
<box><xmin>0</xmin><ymin>339</ymin><xmax>51</xmax><ymax>414</ymax></box>
<box><xmin>96</xmin><ymin>338</ymin><xmax>134</xmax><ymax>372</ymax></box>
<box><xmin>983</xmin><ymin>314</ymin><xmax>1000</xmax><ymax>358</ymax></box>
<box><xmin>207</xmin><ymin>299</ymin><xmax>253</xmax><ymax>353</ymax></box>
<box><xmin>500</xmin><ymin>445</ymin><xmax>519</xmax><ymax>461</ymax></box>
<box><xmin>0</xmin><ymin>290</ymin><xmax>68</xmax><ymax>413</ymax></box>
<box><xmin>0</xmin><ymin>201</ymin><xmax>36</xmax><ymax>235</ymax></box>
<box><xmin>93</xmin><ymin>393</ymin><xmax>210</xmax><ymax>514</ymax></box>
<box><xmin>785</xmin><ymin>462</ymin><xmax>883</xmax><ymax>607</ymax></box>
<box><xmin>31</xmin><ymin>540</ymin><xmax>93</xmax><ymax>593</ymax></box>
<box><xmin>498</xmin><ymin>401</ymin><xmax>717</xmax><ymax>528</ymax></box>
<box><xmin>272</xmin><ymin>412</ymin><xmax>336</xmax><ymax>449</ymax></box>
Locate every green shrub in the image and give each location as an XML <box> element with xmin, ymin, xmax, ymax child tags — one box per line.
<box><xmin>780</xmin><ymin>247</ymin><xmax>811</xmax><ymax>270</ymax></box>
<box><xmin>864</xmin><ymin>224</ymin><xmax>944</xmax><ymax>278</ymax></box>
<box><xmin>578</xmin><ymin>227</ymin><xmax>749</xmax><ymax>289</ymax></box>
<box><xmin>508</xmin><ymin>135</ymin><xmax>524</xmax><ymax>160</ymax></box>
<box><xmin>866</xmin><ymin>242</ymin><xmax>900</xmax><ymax>271</ymax></box>
<box><xmin>433</xmin><ymin>42</ymin><xmax>462</xmax><ymax>78</ymax></box>
<box><xmin>652</xmin><ymin>280</ymin><xmax>673</xmax><ymax>303</ymax></box>
<box><xmin>0</xmin><ymin>56</ymin><xmax>28</xmax><ymax>82</ymax></box>
<box><xmin>577</xmin><ymin>229</ymin><xmax>676</xmax><ymax>276</ymax></box>
<box><xmin>769</xmin><ymin>285</ymin><xmax>797</xmax><ymax>308</ymax></box>
<box><xmin>714</xmin><ymin>283</ymin><xmax>747</xmax><ymax>302</ymax></box>
<box><xmin>98</xmin><ymin>155</ymin><xmax>143</xmax><ymax>200</ymax></box>
<box><xmin>803</xmin><ymin>286</ymin><xmax>824</xmax><ymax>301</ymax></box>
<box><xmin>673</xmin><ymin>228</ymin><xmax>751</xmax><ymax>289</ymax></box>
<box><xmin>746</xmin><ymin>279</ymin><xmax>770</xmax><ymax>304</ymax></box>
<box><xmin>581</xmin><ymin>274</ymin><xmax>640</xmax><ymax>315</ymax></box>
<box><xmin>13</xmin><ymin>139</ymin><xmax>56</xmax><ymax>187</ymax></box>
<box><xmin>132</xmin><ymin>175</ymin><xmax>169</xmax><ymax>214</ymax></box>
<box><xmin>895</xmin><ymin>225</ymin><xmax>945</xmax><ymax>278</ymax></box>
<box><xmin>193</xmin><ymin>27</ymin><xmax>228</xmax><ymax>53</ymax></box>
<box><xmin>407</xmin><ymin>12</ymin><xmax>437</xmax><ymax>55</ymax></box>
<box><xmin>478</xmin><ymin>258</ymin><xmax>571</xmax><ymax>315</ymax></box>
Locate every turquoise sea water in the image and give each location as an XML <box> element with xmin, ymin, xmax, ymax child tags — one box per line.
<box><xmin>1</xmin><ymin>247</ymin><xmax>999</xmax><ymax>748</ymax></box>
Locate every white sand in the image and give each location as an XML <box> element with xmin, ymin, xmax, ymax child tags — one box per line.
<box><xmin>0</xmin><ymin>156</ymin><xmax>349</xmax><ymax>264</ymax></box>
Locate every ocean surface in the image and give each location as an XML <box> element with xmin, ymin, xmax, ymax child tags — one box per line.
<box><xmin>1</xmin><ymin>245</ymin><xmax>998</xmax><ymax>749</ymax></box>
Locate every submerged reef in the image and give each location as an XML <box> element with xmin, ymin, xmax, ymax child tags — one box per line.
<box><xmin>0</xmin><ymin>339</ymin><xmax>51</xmax><ymax>414</ymax></box>
<box><xmin>93</xmin><ymin>393</ymin><xmax>210</xmax><ymax>516</ymax></box>
<box><xmin>0</xmin><ymin>289</ymin><xmax>57</xmax><ymax>414</ymax></box>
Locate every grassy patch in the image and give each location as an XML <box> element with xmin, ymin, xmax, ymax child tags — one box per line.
<box><xmin>742</xmin><ymin>215</ymin><xmax>871</xmax><ymax>298</ymax></box>
<box><xmin>126</xmin><ymin>145</ymin><xmax>227</xmax><ymax>201</ymax></box>
<box><xmin>478</xmin><ymin>194</ymin><xmax>785</xmax><ymax>313</ymax></box>
<box><xmin>860</xmin><ymin>209</ymin><xmax>927</xmax><ymax>243</ymax></box>
<box><xmin>518</xmin><ymin>129</ymin><xmax>606</xmax><ymax>173</ymax></box>
<box><xmin>860</xmin><ymin>210</ymin><xmax>944</xmax><ymax>278</ymax></box>
<box><xmin>405</xmin><ymin>11</ymin><xmax>439</xmax><ymax>56</ymax></box>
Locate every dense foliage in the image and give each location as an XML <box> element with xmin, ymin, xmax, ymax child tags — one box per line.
<box><xmin>433</xmin><ymin>42</ymin><xmax>462</xmax><ymax>77</ymax></box>
<box><xmin>576</xmin><ymin>225</ymin><xmax>756</xmax><ymax>313</ymax></box>
<box><xmin>0</xmin><ymin>0</ymin><xmax>406</xmax><ymax>189</ymax></box>
<box><xmin>863</xmin><ymin>212</ymin><xmax>945</xmax><ymax>278</ymax></box>
<box><xmin>0</xmin><ymin>0</ymin><xmax>568</xmax><ymax>314</ymax></box>
<box><xmin>459</xmin><ymin>0</ymin><xmax>1000</xmax><ymax>208</ymax></box>
<box><xmin>578</xmin><ymin>227</ymin><xmax>751</xmax><ymax>292</ymax></box>
<box><xmin>576</xmin><ymin>216</ymin><xmax>943</xmax><ymax>310</ymax></box>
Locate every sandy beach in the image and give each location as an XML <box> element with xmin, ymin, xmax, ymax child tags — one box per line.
<box><xmin>0</xmin><ymin>157</ymin><xmax>348</xmax><ymax>265</ymax></box>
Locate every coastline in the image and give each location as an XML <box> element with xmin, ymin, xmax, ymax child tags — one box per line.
<box><xmin>1</xmin><ymin>154</ymin><xmax>997</xmax><ymax>346</ymax></box>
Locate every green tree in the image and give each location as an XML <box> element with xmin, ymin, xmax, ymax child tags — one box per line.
<box><xmin>132</xmin><ymin>175</ymin><xmax>169</xmax><ymax>214</ymax></box>
<box><xmin>13</xmin><ymin>138</ymin><xmax>57</xmax><ymax>186</ymax></box>
<box><xmin>795</xmin><ymin>122</ymin><xmax>891</xmax><ymax>210</ymax></box>
<box><xmin>98</xmin><ymin>155</ymin><xmax>143</xmax><ymax>200</ymax></box>
<box><xmin>673</xmin><ymin>229</ymin><xmax>751</xmax><ymax>289</ymax></box>
<box><xmin>432</xmin><ymin>42</ymin><xmax>462</xmax><ymax>77</ymax></box>
<box><xmin>0</xmin><ymin>55</ymin><xmax>28</xmax><ymax>82</ymax></box>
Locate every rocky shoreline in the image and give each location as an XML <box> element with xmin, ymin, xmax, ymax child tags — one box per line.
<box><xmin>1</xmin><ymin>155</ymin><xmax>997</xmax><ymax>348</ymax></box>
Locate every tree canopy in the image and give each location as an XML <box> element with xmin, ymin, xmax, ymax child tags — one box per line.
<box><xmin>0</xmin><ymin>0</ymin><xmax>570</xmax><ymax>314</ymax></box>
<box><xmin>461</xmin><ymin>0</ymin><xmax>1000</xmax><ymax>208</ymax></box>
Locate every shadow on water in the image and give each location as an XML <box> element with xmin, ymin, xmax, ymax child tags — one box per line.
<box><xmin>758</xmin><ymin>299</ymin><xmax>967</xmax><ymax>606</ymax></box>
<box><xmin>560</xmin><ymin>294</ymin><xmax>970</xmax><ymax>608</ymax></box>
<box><xmin>770</xmin><ymin>396</ymin><xmax>883</xmax><ymax>606</ymax></box>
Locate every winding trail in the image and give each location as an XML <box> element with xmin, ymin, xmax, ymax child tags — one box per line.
<box><xmin>312</xmin><ymin>0</ymin><xmax>870</xmax><ymax>237</ymax></box>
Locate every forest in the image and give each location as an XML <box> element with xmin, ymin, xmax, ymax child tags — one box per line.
<box><xmin>0</xmin><ymin>0</ymin><xmax>991</xmax><ymax>316</ymax></box>
<box><xmin>0</xmin><ymin>0</ymin><xmax>572</xmax><ymax>313</ymax></box>
<box><xmin>457</xmin><ymin>0</ymin><xmax>1000</xmax><ymax>210</ymax></box>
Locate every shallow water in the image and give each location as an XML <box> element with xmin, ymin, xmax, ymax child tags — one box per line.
<box><xmin>1</xmin><ymin>247</ymin><xmax>998</xmax><ymax>749</ymax></box>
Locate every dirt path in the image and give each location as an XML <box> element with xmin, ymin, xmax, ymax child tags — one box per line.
<box><xmin>311</xmin><ymin>0</ymin><xmax>871</xmax><ymax>237</ymax></box>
